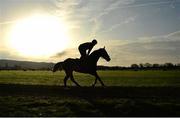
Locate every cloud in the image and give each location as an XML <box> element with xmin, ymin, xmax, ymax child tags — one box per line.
<box><xmin>91</xmin><ymin>0</ymin><xmax>135</xmax><ymax>20</ymax></box>
<box><xmin>99</xmin><ymin>16</ymin><xmax>137</xmax><ymax>34</ymax></box>
<box><xmin>166</xmin><ymin>30</ymin><xmax>180</xmax><ymax>39</ymax></box>
<box><xmin>52</xmin><ymin>0</ymin><xmax>125</xmax><ymax>38</ymax></box>
<box><xmin>52</xmin><ymin>0</ymin><xmax>173</xmax><ymax>39</ymax></box>
<box><xmin>0</xmin><ymin>48</ymin><xmax>25</xmax><ymax>61</ymax></box>
<box><xmin>90</xmin><ymin>18</ymin><xmax>101</xmax><ymax>37</ymax></box>
<box><xmin>50</xmin><ymin>48</ymin><xmax>80</xmax><ymax>62</ymax></box>
<box><xmin>89</xmin><ymin>0</ymin><xmax>135</xmax><ymax>36</ymax></box>
<box><xmin>52</xmin><ymin>0</ymin><xmax>87</xmax><ymax>21</ymax></box>
<box><xmin>51</xmin><ymin>0</ymin><xmax>137</xmax><ymax>38</ymax></box>
<box><xmin>89</xmin><ymin>0</ymin><xmax>172</xmax><ymax>22</ymax></box>
<box><xmin>99</xmin><ymin>30</ymin><xmax>180</xmax><ymax>66</ymax></box>
<box><xmin>0</xmin><ymin>50</ymin><xmax>11</xmax><ymax>59</ymax></box>
<box><xmin>117</xmin><ymin>1</ymin><xmax>172</xmax><ymax>9</ymax></box>
<box><xmin>1</xmin><ymin>0</ymin><xmax>180</xmax><ymax>66</ymax></box>
<box><xmin>105</xmin><ymin>39</ymin><xmax>180</xmax><ymax>66</ymax></box>
<box><xmin>104</xmin><ymin>0</ymin><xmax>135</xmax><ymax>12</ymax></box>
<box><xmin>138</xmin><ymin>30</ymin><xmax>180</xmax><ymax>42</ymax></box>
<box><xmin>0</xmin><ymin>20</ymin><xmax>17</xmax><ymax>25</ymax></box>
<box><xmin>51</xmin><ymin>51</ymin><xmax>68</xmax><ymax>58</ymax></box>
<box><xmin>121</xmin><ymin>40</ymin><xmax>180</xmax><ymax>55</ymax></box>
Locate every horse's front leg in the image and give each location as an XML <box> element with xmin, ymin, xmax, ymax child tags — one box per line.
<box><xmin>92</xmin><ymin>78</ymin><xmax>97</xmax><ymax>87</ymax></box>
<box><xmin>93</xmin><ymin>72</ymin><xmax>105</xmax><ymax>87</ymax></box>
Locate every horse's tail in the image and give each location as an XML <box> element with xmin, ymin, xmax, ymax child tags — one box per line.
<box><xmin>52</xmin><ymin>62</ymin><xmax>64</xmax><ymax>72</ymax></box>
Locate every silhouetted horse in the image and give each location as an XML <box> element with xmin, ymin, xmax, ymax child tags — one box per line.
<box><xmin>53</xmin><ymin>47</ymin><xmax>111</xmax><ymax>87</ymax></box>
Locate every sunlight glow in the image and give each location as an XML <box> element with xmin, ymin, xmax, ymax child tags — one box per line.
<box><xmin>8</xmin><ymin>14</ymin><xmax>69</xmax><ymax>58</ymax></box>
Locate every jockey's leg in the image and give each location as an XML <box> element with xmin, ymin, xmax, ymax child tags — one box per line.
<box><xmin>80</xmin><ymin>49</ymin><xmax>87</xmax><ymax>59</ymax></box>
<box><xmin>79</xmin><ymin>48</ymin><xmax>86</xmax><ymax>59</ymax></box>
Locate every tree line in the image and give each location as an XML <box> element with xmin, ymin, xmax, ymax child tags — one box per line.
<box><xmin>0</xmin><ymin>62</ymin><xmax>180</xmax><ymax>71</ymax></box>
<box><xmin>0</xmin><ymin>63</ymin><xmax>52</xmax><ymax>71</ymax></box>
<box><xmin>98</xmin><ymin>62</ymin><xmax>180</xmax><ymax>71</ymax></box>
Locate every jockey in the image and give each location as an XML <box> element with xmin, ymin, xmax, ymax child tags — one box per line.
<box><xmin>78</xmin><ymin>39</ymin><xmax>97</xmax><ymax>59</ymax></box>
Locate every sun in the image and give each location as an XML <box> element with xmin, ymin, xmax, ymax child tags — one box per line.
<box><xmin>8</xmin><ymin>14</ymin><xmax>69</xmax><ymax>58</ymax></box>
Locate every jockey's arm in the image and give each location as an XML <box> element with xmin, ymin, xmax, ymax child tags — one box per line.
<box><xmin>87</xmin><ymin>47</ymin><xmax>92</xmax><ymax>55</ymax></box>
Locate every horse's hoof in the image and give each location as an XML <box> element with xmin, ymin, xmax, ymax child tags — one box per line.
<box><xmin>63</xmin><ymin>86</ymin><xmax>70</xmax><ymax>90</ymax></box>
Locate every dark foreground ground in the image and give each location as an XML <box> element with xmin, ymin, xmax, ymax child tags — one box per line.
<box><xmin>0</xmin><ymin>84</ymin><xmax>180</xmax><ymax>98</ymax></box>
<box><xmin>0</xmin><ymin>84</ymin><xmax>180</xmax><ymax>116</ymax></box>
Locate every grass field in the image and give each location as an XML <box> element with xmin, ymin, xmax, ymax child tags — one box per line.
<box><xmin>0</xmin><ymin>70</ymin><xmax>180</xmax><ymax>116</ymax></box>
<box><xmin>0</xmin><ymin>70</ymin><xmax>180</xmax><ymax>86</ymax></box>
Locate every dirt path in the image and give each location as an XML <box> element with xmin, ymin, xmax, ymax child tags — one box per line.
<box><xmin>0</xmin><ymin>83</ymin><xmax>180</xmax><ymax>98</ymax></box>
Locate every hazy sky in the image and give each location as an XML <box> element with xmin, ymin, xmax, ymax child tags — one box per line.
<box><xmin>0</xmin><ymin>0</ymin><xmax>180</xmax><ymax>66</ymax></box>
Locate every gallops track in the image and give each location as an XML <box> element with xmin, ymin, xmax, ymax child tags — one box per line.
<box><xmin>0</xmin><ymin>84</ymin><xmax>180</xmax><ymax>98</ymax></box>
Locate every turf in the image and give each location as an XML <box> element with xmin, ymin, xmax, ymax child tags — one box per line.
<box><xmin>0</xmin><ymin>70</ymin><xmax>180</xmax><ymax>86</ymax></box>
<box><xmin>0</xmin><ymin>70</ymin><xmax>180</xmax><ymax>116</ymax></box>
<box><xmin>0</xmin><ymin>95</ymin><xmax>180</xmax><ymax>117</ymax></box>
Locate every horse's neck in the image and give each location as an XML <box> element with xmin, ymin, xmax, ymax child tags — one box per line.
<box><xmin>89</xmin><ymin>50</ymin><xmax>101</xmax><ymax>63</ymax></box>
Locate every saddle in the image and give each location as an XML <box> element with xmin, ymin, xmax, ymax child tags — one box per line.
<box><xmin>74</xmin><ymin>56</ymin><xmax>89</xmax><ymax>71</ymax></box>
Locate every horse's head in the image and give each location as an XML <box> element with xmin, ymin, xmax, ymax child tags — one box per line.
<box><xmin>99</xmin><ymin>47</ymin><xmax>111</xmax><ymax>62</ymax></box>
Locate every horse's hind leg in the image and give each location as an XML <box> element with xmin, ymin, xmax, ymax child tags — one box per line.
<box><xmin>64</xmin><ymin>76</ymin><xmax>68</xmax><ymax>87</ymax></box>
<box><xmin>70</xmin><ymin>74</ymin><xmax>81</xmax><ymax>87</ymax></box>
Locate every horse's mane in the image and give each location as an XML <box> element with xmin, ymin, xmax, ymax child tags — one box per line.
<box><xmin>89</xmin><ymin>48</ymin><xmax>103</xmax><ymax>56</ymax></box>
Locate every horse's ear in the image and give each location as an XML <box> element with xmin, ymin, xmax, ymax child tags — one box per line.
<box><xmin>103</xmin><ymin>46</ymin><xmax>105</xmax><ymax>49</ymax></box>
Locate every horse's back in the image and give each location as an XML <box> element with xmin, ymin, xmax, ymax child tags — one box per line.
<box><xmin>63</xmin><ymin>58</ymin><xmax>81</xmax><ymax>69</ymax></box>
<box><xmin>64</xmin><ymin>58</ymin><xmax>80</xmax><ymax>63</ymax></box>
